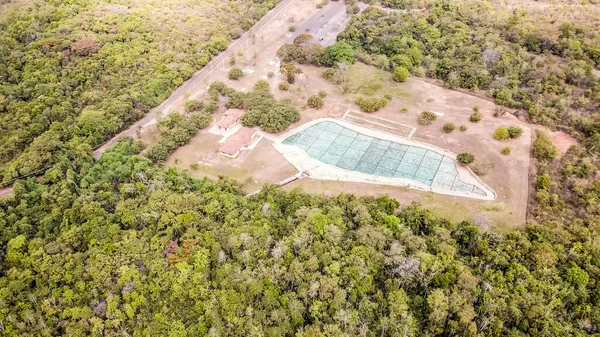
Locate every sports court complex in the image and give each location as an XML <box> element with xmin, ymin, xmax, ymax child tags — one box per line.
<box><xmin>277</xmin><ymin>119</ymin><xmax>495</xmax><ymax>200</ymax></box>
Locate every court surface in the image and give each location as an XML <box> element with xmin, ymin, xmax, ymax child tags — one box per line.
<box><xmin>282</xmin><ymin>121</ymin><xmax>487</xmax><ymax>196</ymax></box>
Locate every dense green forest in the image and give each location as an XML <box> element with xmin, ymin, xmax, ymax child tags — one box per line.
<box><xmin>2</xmin><ymin>0</ymin><xmax>600</xmax><ymax>336</ymax></box>
<box><xmin>1</xmin><ymin>138</ymin><xmax>600</xmax><ymax>336</ymax></box>
<box><xmin>0</xmin><ymin>0</ymin><xmax>279</xmax><ymax>183</ymax></box>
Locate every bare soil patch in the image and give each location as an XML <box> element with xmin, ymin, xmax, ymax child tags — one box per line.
<box><xmin>550</xmin><ymin>131</ymin><xmax>579</xmax><ymax>157</ymax></box>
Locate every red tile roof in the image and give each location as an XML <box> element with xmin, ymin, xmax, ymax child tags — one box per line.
<box><xmin>217</xmin><ymin>114</ymin><xmax>239</xmax><ymax>129</ymax></box>
<box><xmin>218</xmin><ymin>127</ymin><xmax>257</xmax><ymax>156</ymax></box>
<box><xmin>217</xmin><ymin>109</ymin><xmax>246</xmax><ymax>129</ymax></box>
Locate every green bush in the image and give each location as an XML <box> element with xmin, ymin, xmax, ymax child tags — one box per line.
<box><xmin>457</xmin><ymin>152</ymin><xmax>475</xmax><ymax>166</ymax></box>
<box><xmin>393</xmin><ymin>66</ymin><xmax>409</xmax><ymax>82</ymax></box>
<box><xmin>307</xmin><ymin>95</ymin><xmax>324</xmax><ymax>109</ymax></box>
<box><xmin>507</xmin><ymin>125</ymin><xmax>523</xmax><ymax>139</ymax></box>
<box><xmin>355</xmin><ymin>96</ymin><xmax>389</xmax><ymax>112</ymax></box>
<box><xmin>536</xmin><ymin>174</ymin><xmax>551</xmax><ymax>190</ymax></box>
<box><xmin>184</xmin><ymin>99</ymin><xmax>204</xmax><ymax>112</ymax></box>
<box><xmin>532</xmin><ymin>130</ymin><xmax>558</xmax><ymax>161</ymax></box>
<box><xmin>501</xmin><ymin>147</ymin><xmax>511</xmax><ymax>155</ymax></box>
<box><xmin>319</xmin><ymin>41</ymin><xmax>355</xmax><ymax>66</ymax></box>
<box><xmin>459</xmin><ymin>125</ymin><xmax>467</xmax><ymax>131</ymax></box>
<box><xmin>494</xmin><ymin>127</ymin><xmax>510</xmax><ymax>140</ymax></box>
<box><xmin>267</xmin><ymin>71</ymin><xmax>274</xmax><ymax>78</ymax></box>
<box><xmin>228</xmin><ymin>67</ymin><xmax>245</xmax><ymax>80</ymax></box>
<box><xmin>278</xmin><ymin>81</ymin><xmax>290</xmax><ymax>90</ymax></box>
<box><xmin>443</xmin><ymin>123</ymin><xmax>455</xmax><ymax>133</ymax></box>
<box><xmin>203</xmin><ymin>100</ymin><xmax>220</xmax><ymax>114</ymax></box>
<box><xmin>254</xmin><ymin>80</ymin><xmax>270</xmax><ymax>92</ymax></box>
<box><xmin>147</xmin><ymin>112</ymin><xmax>211</xmax><ymax>162</ymax></box>
<box><xmin>390</xmin><ymin>54</ymin><xmax>413</xmax><ymax>69</ymax></box>
<box><xmin>318</xmin><ymin>90</ymin><xmax>328</xmax><ymax>98</ymax></box>
<box><xmin>384</xmin><ymin>94</ymin><xmax>393</xmax><ymax>101</ymax></box>
<box><xmin>473</xmin><ymin>106</ymin><xmax>480</xmax><ymax>113</ymax></box>
<box><xmin>400</xmin><ymin>107</ymin><xmax>408</xmax><ymax>113</ymax></box>
<box><xmin>470</xmin><ymin>112</ymin><xmax>482</xmax><ymax>123</ymax></box>
<box><xmin>418</xmin><ymin>111</ymin><xmax>437</xmax><ymax>125</ymax></box>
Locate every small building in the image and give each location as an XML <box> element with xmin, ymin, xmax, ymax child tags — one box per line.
<box><xmin>217</xmin><ymin>108</ymin><xmax>245</xmax><ymax>133</ymax></box>
<box><xmin>218</xmin><ymin>127</ymin><xmax>259</xmax><ymax>158</ymax></box>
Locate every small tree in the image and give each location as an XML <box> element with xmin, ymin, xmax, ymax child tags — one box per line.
<box><xmin>457</xmin><ymin>153</ymin><xmax>475</xmax><ymax>166</ymax></box>
<box><xmin>184</xmin><ymin>99</ymin><xmax>204</xmax><ymax>112</ymax></box>
<box><xmin>393</xmin><ymin>66</ymin><xmax>409</xmax><ymax>82</ymax></box>
<box><xmin>470</xmin><ymin>112</ymin><xmax>482</xmax><ymax>123</ymax></box>
<box><xmin>355</xmin><ymin>96</ymin><xmax>389</xmax><ymax>112</ymax></box>
<box><xmin>532</xmin><ymin>130</ymin><xmax>558</xmax><ymax>161</ymax></box>
<box><xmin>254</xmin><ymin>79</ymin><xmax>270</xmax><ymax>92</ymax></box>
<box><xmin>280</xmin><ymin>63</ymin><xmax>302</xmax><ymax>83</ymax></box>
<box><xmin>494</xmin><ymin>127</ymin><xmax>510</xmax><ymax>140</ymax></box>
<box><xmin>228</xmin><ymin>67</ymin><xmax>244</xmax><ymax>80</ymax></box>
<box><xmin>501</xmin><ymin>147</ymin><xmax>511</xmax><ymax>155</ymax></box>
<box><xmin>278</xmin><ymin>81</ymin><xmax>290</xmax><ymax>90</ymax></box>
<box><xmin>418</xmin><ymin>111</ymin><xmax>437</xmax><ymax>125</ymax></box>
<box><xmin>507</xmin><ymin>125</ymin><xmax>523</xmax><ymax>139</ymax></box>
<box><xmin>307</xmin><ymin>95</ymin><xmax>324</xmax><ymax>109</ymax></box>
<box><xmin>442</xmin><ymin>123</ymin><xmax>455</xmax><ymax>133</ymax></box>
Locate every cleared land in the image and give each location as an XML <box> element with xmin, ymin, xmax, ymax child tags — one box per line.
<box><xmin>139</xmin><ymin>2</ymin><xmax>533</xmax><ymax>230</ymax></box>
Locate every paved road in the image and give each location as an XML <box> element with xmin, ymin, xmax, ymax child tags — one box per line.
<box><xmin>285</xmin><ymin>1</ymin><xmax>349</xmax><ymax>46</ymax></box>
<box><xmin>92</xmin><ymin>0</ymin><xmax>295</xmax><ymax>159</ymax></box>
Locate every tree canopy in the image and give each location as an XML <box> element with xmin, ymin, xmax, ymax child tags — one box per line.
<box><xmin>1</xmin><ymin>138</ymin><xmax>600</xmax><ymax>336</ymax></box>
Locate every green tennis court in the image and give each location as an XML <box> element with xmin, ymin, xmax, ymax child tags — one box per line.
<box><xmin>283</xmin><ymin>121</ymin><xmax>486</xmax><ymax>196</ymax></box>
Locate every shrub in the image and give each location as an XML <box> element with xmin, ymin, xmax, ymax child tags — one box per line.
<box><xmin>473</xmin><ymin>106</ymin><xmax>480</xmax><ymax>112</ymax></box>
<box><xmin>278</xmin><ymin>81</ymin><xmax>290</xmax><ymax>90</ymax></box>
<box><xmin>470</xmin><ymin>112</ymin><xmax>482</xmax><ymax>123</ymax></box>
<box><xmin>442</xmin><ymin>123</ymin><xmax>455</xmax><ymax>133</ymax></box>
<box><xmin>501</xmin><ymin>147</ymin><xmax>511</xmax><ymax>155</ymax></box>
<box><xmin>289</xmin><ymin>26</ymin><xmax>296</xmax><ymax>32</ymax></box>
<box><xmin>355</xmin><ymin>96</ymin><xmax>389</xmax><ymax>112</ymax></box>
<box><xmin>536</xmin><ymin>174</ymin><xmax>551</xmax><ymax>190</ymax></box>
<box><xmin>384</xmin><ymin>94</ymin><xmax>393</xmax><ymax>101</ymax></box>
<box><xmin>390</xmin><ymin>54</ymin><xmax>413</xmax><ymax>69</ymax></box>
<box><xmin>203</xmin><ymin>100</ymin><xmax>219</xmax><ymax>114</ymax></box>
<box><xmin>494</xmin><ymin>127</ymin><xmax>510</xmax><ymax>140</ymax></box>
<box><xmin>532</xmin><ymin>130</ymin><xmax>558</xmax><ymax>161</ymax></box>
<box><xmin>184</xmin><ymin>99</ymin><xmax>204</xmax><ymax>112</ymax></box>
<box><xmin>457</xmin><ymin>153</ymin><xmax>475</xmax><ymax>166</ymax></box>
<box><xmin>459</xmin><ymin>125</ymin><xmax>467</xmax><ymax>131</ymax></box>
<box><xmin>418</xmin><ymin>111</ymin><xmax>437</xmax><ymax>125</ymax></box>
<box><xmin>400</xmin><ymin>107</ymin><xmax>408</xmax><ymax>113</ymax></box>
<box><xmin>254</xmin><ymin>80</ymin><xmax>270</xmax><ymax>92</ymax></box>
<box><xmin>318</xmin><ymin>90</ymin><xmax>328</xmax><ymax>98</ymax></box>
<box><xmin>307</xmin><ymin>95</ymin><xmax>324</xmax><ymax>109</ymax></box>
<box><xmin>267</xmin><ymin>71</ymin><xmax>274</xmax><ymax>78</ymax></box>
<box><xmin>507</xmin><ymin>125</ymin><xmax>523</xmax><ymax>139</ymax></box>
<box><xmin>472</xmin><ymin>162</ymin><xmax>494</xmax><ymax>176</ymax></box>
<box><xmin>323</xmin><ymin>68</ymin><xmax>336</xmax><ymax>80</ymax></box>
<box><xmin>228</xmin><ymin>67</ymin><xmax>244</xmax><ymax>80</ymax></box>
<box><xmin>319</xmin><ymin>41</ymin><xmax>355</xmax><ymax>66</ymax></box>
<box><xmin>393</xmin><ymin>66</ymin><xmax>409</xmax><ymax>82</ymax></box>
